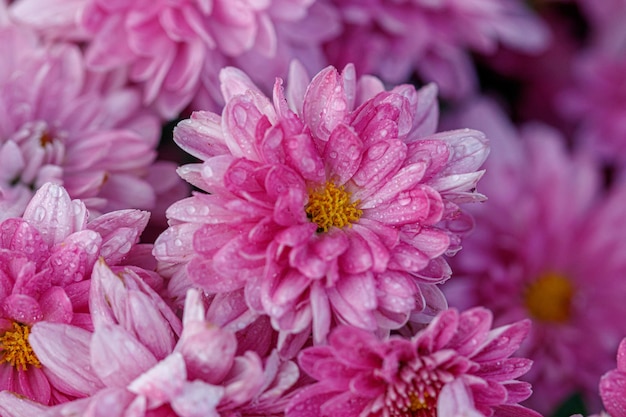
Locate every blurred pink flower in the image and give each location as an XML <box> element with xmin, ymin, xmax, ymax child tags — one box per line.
<box><xmin>599</xmin><ymin>338</ymin><xmax>626</xmax><ymax>417</ymax></box>
<box><xmin>559</xmin><ymin>50</ymin><xmax>626</xmax><ymax>162</ymax></box>
<box><xmin>324</xmin><ymin>0</ymin><xmax>549</xmax><ymax>99</ymax></box>
<box><xmin>0</xmin><ymin>183</ymin><xmax>151</xmax><ymax>405</ymax></box>
<box><xmin>286</xmin><ymin>307</ymin><xmax>539</xmax><ymax>417</ymax></box>
<box><xmin>0</xmin><ymin>24</ymin><xmax>163</xmax><ymax>220</ymax></box>
<box><xmin>10</xmin><ymin>0</ymin><xmax>339</xmax><ymax>119</ymax></box>
<box><xmin>154</xmin><ymin>63</ymin><xmax>488</xmax><ymax>347</ymax></box>
<box><xmin>443</xmin><ymin>99</ymin><xmax>626</xmax><ymax>414</ymax></box>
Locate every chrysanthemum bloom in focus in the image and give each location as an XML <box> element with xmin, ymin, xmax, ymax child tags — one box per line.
<box><xmin>9</xmin><ymin>0</ymin><xmax>340</xmax><ymax>119</ymax></box>
<box><xmin>0</xmin><ymin>24</ymin><xmax>164</xmax><ymax>220</ymax></box>
<box><xmin>0</xmin><ymin>183</ymin><xmax>152</xmax><ymax>405</ymax></box>
<box><xmin>599</xmin><ymin>338</ymin><xmax>626</xmax><ymax>417</ymax></box>
<box><xmin>154</xmin><ymin>62</ymin><xmax>489</xmax><ymax>348</ymax></box>
<box><xmin>323</xmin><ymin>0</ymin><xmax>549</xmax><ymax>99</ymax></box>
<box><xmin>443</xmin><ymin>99</ymin><xmax>626</xmax><ymax>413</ymax></box>
<box><xmin>286</xmin><ymin>307</ymin><xmax>539</xmax><ymax>417</ymax></box>
<box><xmin>3</xmin><ymin>265</ymin><xmax>299</xmax><ymax>417</ymax></box>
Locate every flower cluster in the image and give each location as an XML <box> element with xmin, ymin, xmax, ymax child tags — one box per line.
<box><xmin>1</xmin><ymin>0</ymin><xmax>626</xmax><ymax>416</ymax></box>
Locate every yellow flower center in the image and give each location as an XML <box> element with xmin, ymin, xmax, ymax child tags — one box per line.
<box><xmin>408</xmin><ymin>392</ymin><xmax>433</xmax><ymax>412</ymax></box>
<box><xmin>524</xmin><ymin>272</ymin><xmax>574</xmax><ymax>323</ymax></box>
<box><xmin>0</xmin><ymin>322</ymin><xmax>41</xmax><ymax>371</ymax></box>
<box><xmin>305</xmin><ymin>181</ymin><xmax>362</xmax><ymax>232</ymax></box>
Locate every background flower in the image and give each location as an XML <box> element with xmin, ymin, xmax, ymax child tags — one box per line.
<box><xmin>443</xmin><ymin>99</ymin><xmax>626</xmax><ymax>414</ymax></box>
<box><xmin>9</xmin><ymin>0</ymin><xmax>340</xmax><ymax>119</ymax></box>
<box><xmin>322</xmin><ymin>0</ymin><xmax>549</xmax><ymax>99</ymax></box>
<box><xmin>0</xmin><ymin>22</ymin><xmax>166</xmax><ymax>220</ymax></box>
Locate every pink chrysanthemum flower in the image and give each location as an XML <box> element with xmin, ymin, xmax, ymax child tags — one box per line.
<box><xmin>0</xmin><ymin>24</ymin><xmax>163</xmax><ymax>220</ymax></box>
<box><xmin>154</xmin><ymin>63</ymin><xmax>488</xmax><ymax>346</ymax></box>
<box><xmin>323</xmin><ymin>0</ymin><xmax>549</xmax><ymax>98</ymax></box>
<box><xmin>286</xmin><ymin>307</ymin><xmax>539</xmax><ymax>417</ymax></box>
<box><xmin>0</xmin><ymin>183</ymin><xmax>151</xmax><ymax>405</ymax></box>
<box><xmin>3</xmin><ymin>263</ymin><xmax>299</xmax><ymax>417</ymax></box>
<box><xmin>9</xmin><ymin>0</ymin><xmax>339</xmax><ymax>119</ymax></box>
<box><xmin>443</xmin><ymin>99</ymin><xmax>626</xmax><ymax>414</ymax></box>
<box><xmin>599</xmin><ymin>338</ymin><xmax>626</xmax><ymax>417</ymax></box>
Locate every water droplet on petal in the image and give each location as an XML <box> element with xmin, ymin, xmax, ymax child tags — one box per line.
<box><xmin>34</xmin><ymin>206</ymin><xmax>46</xmax><ymax>222</ymax></box>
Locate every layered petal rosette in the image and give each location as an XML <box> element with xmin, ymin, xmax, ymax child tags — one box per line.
<box><xmin>0</xmin><ymin>183</ymin><xmax>152</xmax><ymax>405</ymax></box>
<box><xmin>286</xmin><ymin>307</ymin><xmax>539</xmax><ymax>417</ymax></box>
<box><xmin>2</xmin><ymin>265</ymin><xmax>299</xmax><ymax>417</ymax></box>
<box><xmin>0</xmin><ymin>24</ymin><xmax>163</xmax><ymax>220</ymax></box>
<box><xmin>155</xmin><ymin>63</ymin><xmax>488</xmax><ymax>346</ymax></box>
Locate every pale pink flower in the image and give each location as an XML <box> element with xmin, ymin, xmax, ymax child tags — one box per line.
<box><xmin>286</xmin><ymin>307</ymin><xmax>539</xmax><ymax>417</ymax></box>
<box><xmin>0</xmin><ymin>24</ymin><xmax>163</xmax><ymax>220</ymax></box>
<box><xmin>443</xmin><ymin>99</ymin><xmax>626</xmax><ymax>414</ymax></box>
<box><xmin>10</xmin><ymin>0</ymin><xmax>339</xmax><ymax>119</ymax></box>
<box><xmin>323</xmin><ymin>0</ymin><xmax>549</xmax><ymax>98</ymax></box>
<box><xmin>0</xmin><ymin>183</ymin><xmax>151</xmax><ymax>405</ymax></box>
<box><xmin>154</xmin><ymin>63</ymin><xmax>488</xmax><ymax>347</ymax></box>
<box><xmin>14</xmin><ymin>266</ymin><xmax>299</xmax><ymax>417</ymax></box>
<box><xmin>599</xmin><ymin>338</ymin><xmax>626</xmax><ymax>417</ymax></box>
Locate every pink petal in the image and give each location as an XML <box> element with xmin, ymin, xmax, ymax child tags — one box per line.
<box><xmin>365</xmin><ymin>186</ymin><xmax>443</xmax><ymax>226</ymax></box>
<box><xmin>447</xmin><ymin>307</ymin><xmax>493</xmax><ymax>356</ymax></box>
<box><xmin>174</xmin><ymin>111</ymin><xmax>229</xmax><ymax>160</ymax></box>
<box><xmin>327</xmin><ymin>273</ymin><xmax>377</xmax><ymax>330</ymax></box>
<box><xmin>0</xmin><ymin>391</ymin><xmax>48</xmax><ymax>417</ymax></box>
<box><xmin>617</xmin><ymin>338</ymin><xmax>626</xmax><ymax>372</ymax></box>
<box><xmin>286</xmin><ymin>60</ymin><xmax>309</xmax><ymax>116</ymax></box>
<box><xmin>16</xmin><ymin>367</ymin><xmax>51</xmax><ymax>405</ymax></box>
<box><xmin>2</xmin><ymin>294</ymin><xmax>43</xmax><ymax>324</ymax></box>
<box><xmin>0</xmin><ymin>219</ymin><xmax>48</xmax><ymax>265</ymax></box>
<box><xmin>601</xmin><ymin>370</ymin><xmax>626</xmax><ymax>417</ymax></box>
<box><xmin>222</xmin><ymin>93</ymin><xmax>265</xmax><ymax>160</ymax></box>
<box><xmin>351</xmin><ymin>139</ymin><xmax>407</xmax><ymax>199</ymax></box>
<box><xmin>39</xmin><ymin>286</ymin><xmax>73</xmax><ymax>324</ymax></box>
<box><xmin>30</xmin><ymin>322</ymin><xmax>104</xmax><ymax>397</ymax></box>
<box><xmin>176</xmin><ymin>323</ymin><xmax>237</xmax><ymax>384</ymax></box>
<box><xmin>437</xmin><ymin>379</ymin><xmax>483</xmax><ymax>417</ymax></box>
<box><xmin>128</xmin><ymin>352</ymin><xmax>186</xmax><ymax>408</ymax></box>
<box><xmin>302</xmin><ymin>66</ymin><xmax>348</xmax><ymax>141</ymax></box>
<box><xmin>91</xmin><ymin>324</ymin><xmax>157</xmax><ymax>388</ymax></box>
<box><xmin>472</xmin><ymin>320</ymin><xmax>531</xmax><ymax>362</ymax></box>
<box><xmin>222</xmin><ymin>352</ymin><xmax>265</xmax><ymax>406</ymax></box>
<box><xmin>310</xmin><ymin>282</ymin><xmax>331</xmax><ymax>344</ymax></box>
<box><xmin>23</xmin><ymin>183</ymin><xmax>87</xmax><ymax>246</ymax></box>
<box><xmin>323</xmin><ymin>123</ymin><xmax>363</xmax><ymax>185</ymax></box>
<box><xmin>171</xmin><ymin>380</ymin><xmax>223</xmax><ymax>417</ymax></box>
<box><xmin>408</xmin><ymin>83</ymin><xmax>439</xmax><ymax>139</ymax></box>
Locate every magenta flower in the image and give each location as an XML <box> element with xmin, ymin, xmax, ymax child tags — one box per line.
<box><xmin>12</xmin><ymin>262</ymin><xmax>299</xmax><ymax>417</ymax></box>
<box><xmin>154</xmin><ymin>63</ymin><xmax>488</xmax><ymax>346</ymax></box>
<box><xmin>0</xmin><ymin>183</ymin><xmax>150</xmax><ymax>405</ymax></box>
<box><xmin>0</xmin><ymin>24</ymin><xmax>164</xmax><ymax>220</ymax></box>
<box><xmin>286</xmin><ymin>307</ymin><xmax>539</xmax><ymax>417</ymax></box>
<box><xmin>599</xmin><ymin>338</ymin><xmax>626</xmax><ymax>417</ymax></box>
<box><xmin>323</xmin><ymin>0</ymin><xmax>549</xmax><ymax>99</ymax></box>
<box><xmin>10</xmin><ymin>0</ymin><xmax>338</xmax><ymax>119</ymax></box>
<box><xmin>443</xmin><ymin>99</ymin><xmax>626</xmax><ymax>414</ymax></box>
